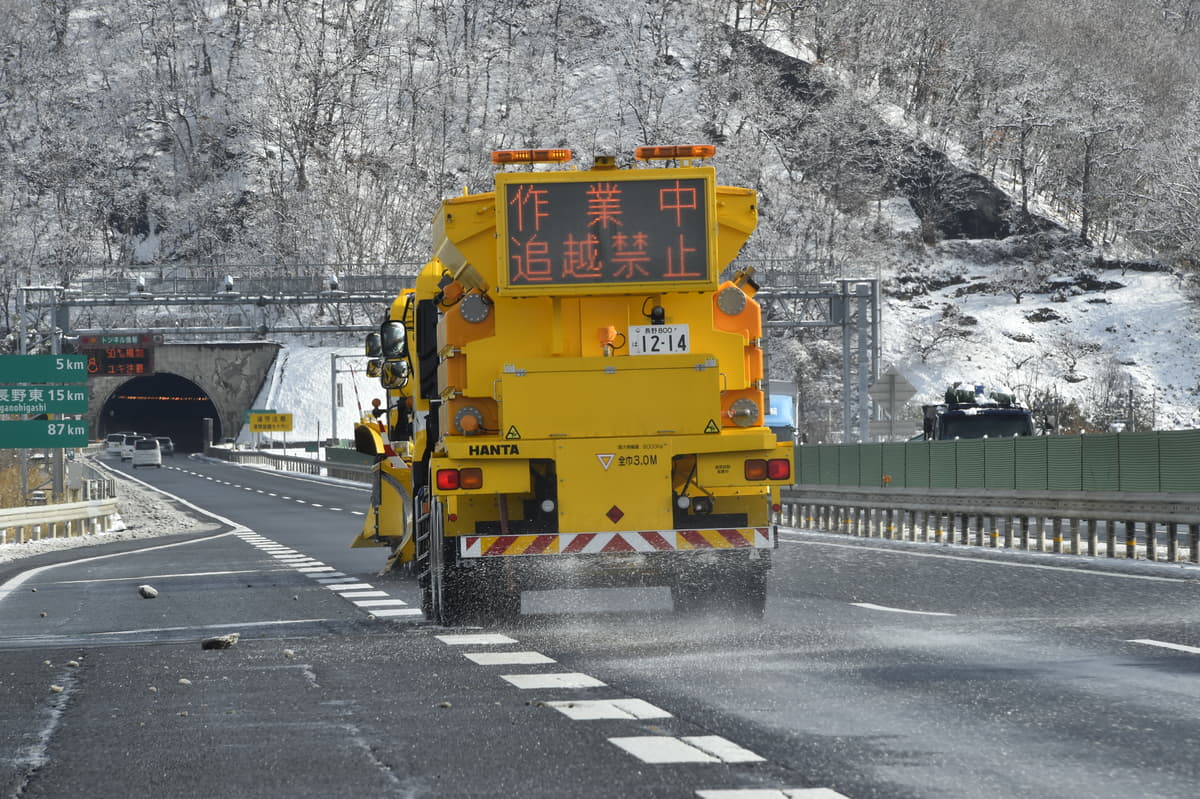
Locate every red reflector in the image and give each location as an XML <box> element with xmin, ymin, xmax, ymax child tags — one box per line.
<box><xmin>744</xmin><ymin>459</ymin><xmax>767</xmax><ymax>480</ymax></box>
<box><xmin>606</xmin><ymin>505</ymin><xmax>624</xmax><ymax>523</ymax></box>
<box><xmin>459</xmin><ymin>467</ymin><xmax>483</xmax><ymax>489</ymax></box>
<box><xmin>448</xmin><ymin>513</ymin><xmax>458</xmax><ymax>522</ymax></box>
<box><xmin>768</xmin><ymin>459</ymin><xmax>791</xmax><ymax>481</ymax></box>
<box><xmin>436</xmin><ymin>469</ymin><xmax>459</xmax><ymax>490</ymax></box>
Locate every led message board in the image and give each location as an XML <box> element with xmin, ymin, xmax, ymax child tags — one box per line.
<box><xmin>496</xmin><ymin>169</ymin><xmax>716</xmax><ymax>294</ymax></box>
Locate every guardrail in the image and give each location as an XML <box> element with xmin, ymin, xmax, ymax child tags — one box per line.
<box><xmin>205</xmin><ymin>446</ymin><xmax>374</xmax><ymax>483</ymax></box>
<box><xmin>0</xmin><ymin>498</ymin><xmax>122</xmax><ymax>545</ymax></box>
<box><xmin>781</xmin><ymin>485</ymin><xmax>1200</xmax><ymax>563</ymax></box>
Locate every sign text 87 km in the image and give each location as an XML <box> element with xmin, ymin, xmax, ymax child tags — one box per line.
<box><xmin>1</xmin><ymin>420</ymin><xmax>90</xmax><ymax>448</ymax></box>
<box><xmin>0</xmin><ymin>355</ymin><xmax>89</xmax><ymax>384</ymax></box>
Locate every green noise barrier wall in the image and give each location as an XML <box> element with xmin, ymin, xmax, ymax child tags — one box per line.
<box><xmin>795</xmin><ymin>430</ymin><xmax>1200</xmax><ymax>493</ymax></box>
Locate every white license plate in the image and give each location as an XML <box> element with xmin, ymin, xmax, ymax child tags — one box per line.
<box><xmin>628</xmin><ymin>324</ymin><xmax>690</xmax><ymax>355</ymax></box>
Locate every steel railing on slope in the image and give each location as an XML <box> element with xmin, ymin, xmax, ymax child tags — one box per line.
<box><xmin>205</xmin><ymin>446</ymin><xmax>374</xmax><ymax>483</ymax></box>
<box><xmin>780</xmin><ymin>485</ymin><xmax>1200</xmax><ymax>563</ymax></box>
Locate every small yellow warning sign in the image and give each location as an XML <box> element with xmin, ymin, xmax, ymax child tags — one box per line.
<box><xmin>505</xmin><ymin>425</ymin><xmax>521</xmax><ymax>440</ymax></box>
<box><xmin>704</xmin><ymin>419</ymin><xmax>720</xmax><ymax>434</ymax></box>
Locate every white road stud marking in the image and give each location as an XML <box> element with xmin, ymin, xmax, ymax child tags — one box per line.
<box><xmin>501</xmin><ymin>673</ymin><xmax>605</xmax><ymax>689</ymax></box>
<box><xmin>338</xmin><ymin>590</ymin><xmax>389</xmax><ymax>599</ymax></box>
<box><xmin>436</xmin><ymin>633</ymin><xmax>518</xmax><ymax>646</ymax></box>
<box><xmin>327</xmin><ymin>583</ymin><xmax>375</xmax><ymax>592</ymax></box>
<box><xmin>330</xmin><ymin>507</ymin><xmax>343</xmax><ymax>512</ymax></box>
<box><xmin>464</xmin><ymin>651</ymin><xmax>556</xmax><ymax>666</ymax></box>
<box><xmin>695</xmin><ymin>789</ymin><xmax>851</xmax><ymax>798</ymax></box>
<box><xmin>851</xmin><ymin>602</ymin><xmax>955</xmax><ymax>617</ymax></box>
<box><xmin>682</xmin><ymin>736</ymin><xmax>765</xmax><ymax>763</ymax></box>
<box><xmin>608</xmin><ymin>736</ymin><xmax>717</xmax><ymax>763</ymax></box>
<box><xmin>310</xmin><ymin>503</ymin><xmax>323</xmax><ymax>508</ymax></box>
<box><xmin>545</xmin><ymin>698</ymin><xmax>671</xmax><ymax>720</ymax></box>
<box><xmin>1128</xmin><ymin>638</ymin><xmax>1200</xmax><ymax>655</ymax></box>
<box><xmin>350</xmin><ymin>511</ymin><xmax>365</xmax><ymax>516</ymax></box>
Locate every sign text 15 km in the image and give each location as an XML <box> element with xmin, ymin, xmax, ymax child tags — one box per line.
<box><xmin>1</xmin><ymin>419</ymin><xmax>90</xmax><ymax>448</ymax></box>
<box><xmin>0</xmin><ymin>385</ymin><xmax>89</xmax><ymax>415</ymax></box>
<box><xmin>0</xmin><ymin>355</ymin><xmax>89</xmax><ymax>384</ymax></box>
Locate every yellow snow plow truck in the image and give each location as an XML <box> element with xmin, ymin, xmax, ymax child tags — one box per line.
<box><xmin>353</xmin><ymin>145</ymin><xmax>793</xmax><ymax>624</ymax></box>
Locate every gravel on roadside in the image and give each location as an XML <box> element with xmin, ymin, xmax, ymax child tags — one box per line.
<box><xmin>0</xmin><ymin>460</ymin><xmax>223</xmax><ymax>564</ymax></box>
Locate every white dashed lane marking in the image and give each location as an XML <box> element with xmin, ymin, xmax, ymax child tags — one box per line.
<box><xmin>545</xmin><ymin>699</ymin><xmax>671</xmax><ymax>720</ymax></box>
<box><xmin>609</xmin><ymin>735</ymin><xmax>763</xmax><ymax>764</ymax></box>
<box><xmin>436</xmin><ymin>633</ymin><xmax>518</xmax><ymax>646</ymax></box>
<box><xmin>501</xmin><ymin>673</ymin><xmax>606</xmax><ymax>690</ymax></box>
<box><xmin>326</xmin><ymin>583</ymin><xmax>375</xmax><ymax>592</ymax></box>
<box><xmin>1128</xmin><ymin>638</ymin><xmax>1200</xmax><ymax>655</ymax></box>
<box><xmin>695</xmin><ymin>790</ymin><xmax>851</xmax><ymax>798</ymax></box>
<box><xmin>464</xmin><ymin>651</ymin><xmax>557</xmax><ymax>666</ymax></box>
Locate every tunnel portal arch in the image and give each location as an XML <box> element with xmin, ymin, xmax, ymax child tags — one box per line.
<box><xmin>98</xmin><ymin>373</ymin><xmax>221</xmax><ymax>452</ymax></box>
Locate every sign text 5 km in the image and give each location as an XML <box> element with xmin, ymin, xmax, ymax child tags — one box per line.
<box><xmin>0</xmin><ymin>355</ymin><xmax>89</xmax><ymax>384</ymax></box>
<box><xmin>1</xmin><ymin>419</ymin><xmax>89</xmax><ymax>448</ymax></box>
<box><xmin>0</xmin><ymin>385</ymin><xmax>88</xmax><ymax>415</ymax></box>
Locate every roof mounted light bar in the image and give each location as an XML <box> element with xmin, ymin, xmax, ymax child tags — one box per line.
<box><xmin>491</xmin><ymin>149</ymin><xmax>573</xmax><ymax>165</ymax></box>
<box><xmin>634</xmin><ymin>144</ymin><xmax>717</xmax><ymax>161</ymax></box>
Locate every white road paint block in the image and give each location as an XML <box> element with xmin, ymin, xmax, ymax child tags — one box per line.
<box><xmin>682</xmin><ymin>736</ymin><xmax>765</xmax><ymax>763</ymax></box>
<box><xmin>338</xmin><ymin>590</ymin><xmax>389</xmax><ymax>599</ymax></box>
<box><xmin>464</xmin><ymin>651</ymin><xmax>556</xmax><ymax>666</ymax></box>
<box><xmin>1128</xmin><ymin>638</ymin><xmax>1200</xmax><ymax>655</ymax></box>
<box><xmin>609</xmin><ymin>736</ymin><xmax>718</xmax><ymax>763</ymax></box>
<box><xmin>501</xmin><ymin>673</ymin><xmax>606</xmax><ymax>689</ymax></box>
<box><xmin>353</xmin><ymin>599</ymin><xmax>410</xmax><ymax>607</ymax></box>
<box><xmin>695</xmin><ymin>790</ymin><xmax>851</xmax><ymax>799</ymax></box>
<box><xmin>327</xmin><ymin>583</ymin><xmax>375</xmax><ymax>592</ymax></box>
<box><xmin>435</xmin><ymin>633</ymin><xmax>517</xmax><ymax>646</ymax></box>
<box><xmin>545</xmin><ymin>698</ymin><xmax>671</xmax><ymax>720</ymax></box>
<box><xmin>315</xmin><ymin>576</ymin><xmax>354</xmax><ymax>583</ymax></box>
<box><xmin>851</xmin><ymin>602</ymin><xmax>955</xmax><ymax>617</ymax></box>
<box><xmin>364</xmin><ymin>607</ymin><xmax>424</xmax><ymax>617</ymax></box>
<box><xmin>297</xmin><ymin>566</ymin><xmax>336</xmax><ymax>573</ymax></box>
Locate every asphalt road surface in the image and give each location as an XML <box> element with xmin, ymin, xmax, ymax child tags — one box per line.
<box><xmin>2</xmin><ymin>454</ymin><xmax>1198</xmax><ymax>798</ymax></box>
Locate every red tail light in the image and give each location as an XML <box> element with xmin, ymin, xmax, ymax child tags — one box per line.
<box><xmin>767</xmin><ymin>458</ymin><xmax>791</xmax><ymax>481</ymax></box>
<box><xmin>436</xmin><ymin>468</ymin><xmax>483</xmax><ymax>490</ymax></box>
<box><xmin>436</xmin><ymin>469</ymin><xmax>460</xmax><ymax>490</ymax></box>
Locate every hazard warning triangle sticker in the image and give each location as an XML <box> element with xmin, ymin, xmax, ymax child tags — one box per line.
<box><xmin>597</xmin><ymin>454</ymin><xmax>614</xmax><ymax>470</ymax></box>
<box><xmin>704</xmin><ymin>419</ymin><xmax>720</xmax><ymax>434</ymax></box>
<box><xmin>505</xmin><ymin>425</ymin><xmax>521</xmax><ymax>440</ymax></box>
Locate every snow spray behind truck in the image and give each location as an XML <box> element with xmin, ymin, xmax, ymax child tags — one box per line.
<box><xmin>352</xmin><ymin>146</ymin><xmax>793</xmax><ymax>624</ymax></box>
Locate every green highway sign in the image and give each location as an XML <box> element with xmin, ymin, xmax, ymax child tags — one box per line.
<box><xmin>0</xmin><ymin>354</ymin><xmax>89</xmax><ymax>384</ymax></box>
<box><xmin>0</xmin><ymin>384</ymin><xmax>89</xmax><ymax>415</ymax></box>
<box><xmin>1</xmin><ymin>419</ymin><xmax>90</xmax><ymax>448</ymax></box>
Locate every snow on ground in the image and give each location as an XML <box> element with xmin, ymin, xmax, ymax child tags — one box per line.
<box><xmin>235</xmin><ymin>338</ymin><xmax>387</xmax><ymax>445</ymax></box>
<box><xmin>879</xmin><ymin>251</ymin><xmax>1200</xmax><ymax>432</ymax></box>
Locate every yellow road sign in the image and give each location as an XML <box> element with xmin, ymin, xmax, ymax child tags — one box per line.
<box><xmin>248</xmin><ymin>412</ymin><xmax>293</xmax><ymax>432</ymax></box>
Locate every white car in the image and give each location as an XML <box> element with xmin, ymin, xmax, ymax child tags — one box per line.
<box><xmin>106</xmin><ymin>433</ymin><xmax>126</xmax><ymax>455</ymax></box>
<box><xmin>132</xmin><ymin>438</ymin><xmax>162</xmax><ymax>468</ymax></box>
<box><xmin>120</xmin><ymin>436</ymin><xmax>143</xmax><ymax>461</ymax></box>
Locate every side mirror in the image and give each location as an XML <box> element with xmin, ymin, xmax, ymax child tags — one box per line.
<box><xmin>366</xmin><ymin>358</ymin><xmax>382</xmax><ymax>378</ymax></box>
<box><xmin>365</xmin><ymin>332</ymin><xmax>382</xmax><ymax>358</ymax></box>
<box><xmin>380</xmin><ymin>320</ymin><xmax>407</xmax><ymax>359</ymax></box>
<box><xmin>381</xmin><ymin>359</ymin><xmax>410</xmax><ymax>389</ymax></box>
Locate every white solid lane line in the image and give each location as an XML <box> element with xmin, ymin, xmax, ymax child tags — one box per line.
<box><xmin>695</xmin><ymin>789</ymin><xmax>851</xmax><ymax>798</ymax></box>
<box><xmin>1127</xmin><ymin>638</ymin><xmax>1200</xmax><ymax>655</ymax></box>
<box><xmin>851</xmin><ymin>602</ymin><xmax>956</xmax><ymax>617</ymax></box>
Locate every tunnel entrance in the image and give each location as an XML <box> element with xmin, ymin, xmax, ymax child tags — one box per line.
<box><xmin>99</xmin><ymin>373</ymin><xmax>221</xmax><ymax>452</ymax></box>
